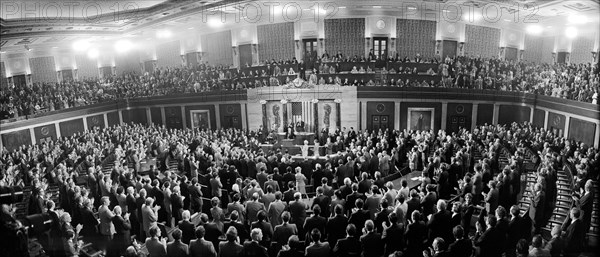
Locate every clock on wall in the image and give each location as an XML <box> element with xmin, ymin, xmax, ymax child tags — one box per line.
<box><xmin>226</xmin><ymin>105</ymin><xmax>235</xmax><ymax>114</ymax></box>
<box><xmin>456</xmin><ymin>105</ymin><xmax>465</xmax><ymax>114</ymax></box>
<box><xmin>376</xmin><ymin>103</ymin><xmax>386</xmax><ymax>113</ymax></box>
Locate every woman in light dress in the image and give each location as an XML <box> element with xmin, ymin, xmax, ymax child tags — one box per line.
<box><xmin>295</xmin><ymin>166</ymin><xmax>307</xmax><ymax>195</ymax></box>
<box><xmin>301</xmin><ymin>140</ymin><xmax>310</xmax><ymax>158</ymax></box>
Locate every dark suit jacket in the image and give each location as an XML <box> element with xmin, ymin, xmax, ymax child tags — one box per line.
<box><xmin>241</xmin><ymin>241</ymin><xmax>268</xmax><ymax>257</ymax></box>
<box><xmin>219</xmin><ymin>241</ymin><xmax>244</xmax><ymax>257</ymax></box>
<box><xmin>303</xmin><ymin>215</ymin><xmax>326</xmax><ymax>239</ymax></box>
<box><xmin>427</xmin><ymin>210</ymin><xmax>453</xmax><ymax>243</ymax></box>
<box><xmin>348</xmin><ymin>209</ymin><xmax>370</xmax><ymax>234</ymax></box>
<box><xmin>189</xmin><ymin>238</ymin><xmax>217</xmax><ymax>257</ymax></box>
<box><xmin>507</xmin><ymin>216</ymin><xmax>524</xmax><ymax>250</ymax></box>
<box><xmin>406</xmin><ymin>197</ymin><xmax>421</xmax><ymax>220</ymax></box>
<box><xmin>448</xmin><ymin>238</ymin><xmax>473</xmax><ymax>257</ymax></box>
<box><xmin>345</xmin><ymin>192</ymin><xmax>364</xmax><ymax>212</ymax></box>
<box><xmin>204</xmin><ymin>222</ymin><xmax>223</xmax><ymax>251</ymax></box>
<box><xmin>326</xmin><ymin>215</ymin><xmax>348</xmax><ymax>245</ymax></box>
<box><xmin>382</xmin><ymin>223</ymin><xmax>404</xmax><ymax>254</ymax></box>
<box><xmin>179</xmin><ymin>220</ymin><xmax>196</xmax><ymax>244</ymax></box>
<box><xmin>167</xmin><ymin>240</ymin><xmax>189</xmax><ymax>257</ymax></box>
<box><xmin>562</xmin><ymin>218</ymin><xmax>585</xmax><ymax>254</ymax></box>
<box><xmin>359</xmin><ymin>232</ymin><xmax>383</xmax><ymax>257</ymax></box>
<box><xmin>405</xmin><ymin>221</ymin><xmax>427</xmax><ymax>255</ymax></box>
<box><xmin>421</xmin><ymin>192</ymin><xmax>437</xmax><ymax>217</ymax></box>
<box><xmin>225</xmin><ymin>221</ymin><xmax>249</xmax><ymax>243</ymax></box>
<box><xmin>273</xmin><ymin>223</ymin><xmax>298</xmax><ymax>246</ymax></box>
<box><xmin>475</xmin><ymin>227</ymin><xmax>501</xmax><ymax>257</ymax></box>
<box><xmin>333</xmin><ymin>236</ymin><xmax>361</xmax><ymax>257</ymax></box>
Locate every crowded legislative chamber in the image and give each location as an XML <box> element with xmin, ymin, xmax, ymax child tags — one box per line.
<box><xmin>0</xmin><ymin>0</ymin><xmax>599</xmax><ymax>257</ymax></box>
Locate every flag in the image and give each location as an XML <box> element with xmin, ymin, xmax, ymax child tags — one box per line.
<box><xmin>291</xmin><ymin>101</ymin><xmax>312</xmax><ymax>131</ymax></box>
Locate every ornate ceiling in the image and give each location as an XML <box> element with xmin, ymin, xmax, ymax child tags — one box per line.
<box><xmin>0</xmin><ymin>0</ymin><xmax>598</xmax><ymax>53</ymax></box>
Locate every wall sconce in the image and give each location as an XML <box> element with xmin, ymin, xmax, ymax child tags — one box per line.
<box><xmin>591</xmin><ymin>51</ymin><xmax>597</xmax><ymax>61</ymax></box>
<box><xmin>318</xmin><ymin>38</ymin><xmax>324</xmax><ymax>48</ymax></box>
<box><xmin>295</xmin><ymin>40</ymin><xmax>300</xmax><ymax>50</ymax></box>
<box><xmin>252</xmin><ymin>44</ymin><xmax>258</xmax><ymax>54</ymax></box>
<box><xmin>232</xmin><ymin>46</ymin><xmax>238</xmax><ymax>55</ymax></box>
<box><xmin>365</xmin><ymin>37</ymin><xmax>371</xmax><ymax>48</ymax></box>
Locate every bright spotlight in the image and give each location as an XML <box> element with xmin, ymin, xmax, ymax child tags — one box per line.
<box><xmin>87</xmin><ymin>48</ymin><xmax>99</xmax><ymax>59</ymax></box>
<box><xmin>115</xmin><ymin>40</ymin><xmax>133</xmax><ymax>53</ymax></box>
<box><xmin>565</xmin><ymin>27</ymin><xmax>578</xmax><ymax>38</ymax></box>
<box><xmin>526</xmin><ymin>25</ymin><xmax>543</xmax><ymax>35</ymax></box>
<box><xmin>73</xmin><ymin>40</ymin><xmax>91</xmax><ymax>51</ymax></box>
<box><xmin>156</xmin><ymin>30</ymin><xmax>172</xmax><ymax>38</ymax></box>
<box><xmin>568</xmin><ymin>15</ymin><xmax>588</xmax><ymax>24</ymax></box>
<box><xmin>207</xmin><ymin>18</ymin><xmax>224</xmax><ymax>28</ymax></box>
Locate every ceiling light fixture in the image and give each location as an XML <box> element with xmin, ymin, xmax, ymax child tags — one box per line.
<box><xmin>526</xmin><ymin>24</ymin><xmax>543</xmax><ymax>35</ymax></box>
<box><xmin>565</xmin><ymin>27</ymin><xmax>578</xmax><ymax>38</ymax></box>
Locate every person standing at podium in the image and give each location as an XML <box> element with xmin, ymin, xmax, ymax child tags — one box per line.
<box><xmin>285</xmin><ymin>123</ymin><xmax>295</xmax><ymax>139</ymax></box>
<box><xmin>296</xmin><ymin>119</ymin><xmax>305</xmax><ymax>133</ymax></box>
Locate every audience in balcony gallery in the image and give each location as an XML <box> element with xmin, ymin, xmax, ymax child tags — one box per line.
<box><xmin>1</xmin><ymin>50</ymin><xmax>598</xmax><ymax>120</ymax></box>
<box><xmin>0</xmin><ymin>119</ymin><xmax>597</xmax><ymax>257</ymax></box>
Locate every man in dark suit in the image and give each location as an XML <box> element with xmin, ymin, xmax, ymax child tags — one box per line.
<box><xmin>507</xmin><ymin>205</ymin><xmax>524</xmax><ymax>255</ymax></box>
<box><xmin>288</xmin><ymin>192</ymin><xmax>307</xmax><ymax>238</ymax></box>
<box><xmin>374</xmin><ymin>199</ymin><xmax>394</xmax><ymax>233</ymax></box>
<box><xmin>326</xmin><ymin>204</ymin><xmax>348</xmax><ymax>246</ymax></box>
<box><xmin>178</xmin><ymin>210</ymin><xmax>196</xmax><ymax>244</ymax></box>
<box><xmin>201</xmin><ymin>213</ymin><xmax>223</xmax><ymax>251</ymax></box>
<box><xmin>110</xmin><ymin>206</ymin><xmax>131</xmax><ymax>257</ymax></box>
<box><xmin>545</xmin><ymin>225</ymin><xmax>564</xmax><ymax>257</ymax></box>
<box><xmin>405</xmin><ymin>211</ymin><xmax>428</xmax><ymax>257</ymax></box>
<box><xmin>348</xmin><ymin>199</ymin><xmax>370</xmax><ymax>234</ymax></box>
<box><xmin>427</xmin><ymin>200</ymin><xmax>453</xmax><ymax>244</ymax></box>
<box><xmin>332</xmin><ymin>224</ymin><xmax>361</xmax><ymax>257</ymax></box>
<box><xmin>448</xmin><ymin>225</ymin><xmax>472</xmax><ymax>257</ymax></box>
<box><xmin>224</xmin><ymin>211</ymin><xmax>249</xmax><ymax>243</ymax></box>
<box><xmin>188</xmin><ymin>178</ymin><xmax>203</xmax><ymax>213</ymax></box>
<box><xmin>574</xmin><ymin>180</ymin><xmax>594</xmax><ymax>230</ymax></box>
<box><xmin>273</xmin><ymin>211</ymin><xmax>298</xmax><ymax>246</ymax></box>
<box><xmin>251</xmin><ymin>210</ymin><xmax>273</xmax><ymax>247</ymax></box>
<box><xmin>474</xmin><ymin>215</ymin><xmax>501</xmax><ymax>257</ymax></box>
<box><xmin>283</xmin><ymin>182</ymin><xmax>297</xmax><ymax>203</ymax></box>
<box><xmin>561</xmin><ymin>208</ymin><xmax>586</xmax><ymax>257</ymax></box>
<box><xmin>345</xmin><ymin>184</ymin><xmax>365</xmax><ymax>214</ymax></box>
<box><xmin>406</xmin><ymin>190</ymin><xmax>422</xmax><ymax>222</ymax></box>
<box><xmin>311</xmin><ymin>187</ymin><xmax>332</xmax><ymax>218</ymax></box>
<box><xmin>242</xmin><ymin>228</ymin><xmax>269</xmax><ymax>257</ymax></box>
<box><xmin>189</xmin><ymin>226</ymin><xmax>217</xmax><ymax>257</ymax></box>
<box><xmin>382</xmin><ymin>212</ymin><xmax>404</xmax><ymax>256</ymax></box>
<box><xmin>171</xmin><ymin>186</ymin><xmax>184</xmax><ymax>225</ymax></box>
<box><xmin>303</xmin><ymin>205</ymin><xmax>327</xmax><ymax>242</ymax></box>
<box><xmin>528</xmin><ymin>183</ymin><xmax>545</xmax><ymax>235</ymax></box>
<box><xmin>167</xmin><ymin>229</ymin><xmax>189</xmax><ymax>257</ymax></box>
<box><xmin>359</xmin><ymin>220</ymin><xmax>383</xmax><ymax>257</ymax></box>
<box><xmin>421</xmin><ymin>185</ymin><xmax>438</xmax><ymax>217</ymax></box>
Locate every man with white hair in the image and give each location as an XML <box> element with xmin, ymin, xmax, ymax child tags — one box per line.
<box><xmin>242</xmin><ymin>228</ymin><xmax>268</xmax><ymax>256</ymax></box>
<box><xmin>245</xmin><ymin>192</ymin><xmax>265</xmax><ymax>226</ymax></box>
<box><xmin>427</xmin><ymin>199</ymin><xmax>452</xmax><ymax>244</ymax></box>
